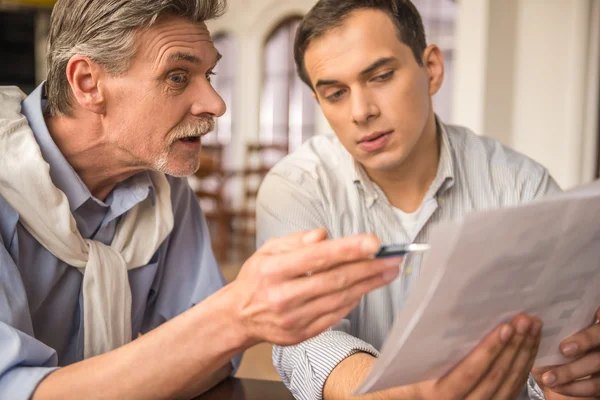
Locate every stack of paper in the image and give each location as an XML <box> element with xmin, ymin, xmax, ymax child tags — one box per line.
<box><xmin>355</xmin><ymin>181</ymin><xmax>600</xmax><ymax>395</ymax></box>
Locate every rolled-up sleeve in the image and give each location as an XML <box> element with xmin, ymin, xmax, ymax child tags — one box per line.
<box><xmin>258</xmin><ymin>171</ymin><xmax>377</xmax><ymax>399</ymax></box>
<box><xmin>526</xmin><ymin>375</ymin><xmax>546</xmax><ymax>400</ymax></box>
<box><xmin>273</xmin><ymin>326</ymin><xmax>379</xmax><ymax>400</ymax></box>
<box><xmin>0</xmin><ymin>240</ymin><xmax>59</xmax><ymax>399</ymax></box>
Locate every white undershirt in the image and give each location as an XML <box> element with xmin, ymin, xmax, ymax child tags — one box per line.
<box><xmin>393</xmin><ymin>206</ymin><xmax>422</xmax><ymax>239</ymax></box>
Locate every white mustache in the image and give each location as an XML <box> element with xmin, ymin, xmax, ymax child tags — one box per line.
<box><xmin>169</xmin><ymin>118</ymin><xmax>215</xmax><ymax>142</ymax></box>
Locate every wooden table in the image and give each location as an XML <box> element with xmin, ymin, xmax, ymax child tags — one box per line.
<box><xmin>194</xmin><ymin>378</ymin><xmax>295</xmax><ymax>400</ymax></box>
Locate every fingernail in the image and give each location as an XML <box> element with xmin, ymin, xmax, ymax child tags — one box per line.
<box><xmin>516</xmin><ymin>318</ymin><xmax>531</xmax><ymax>334</ymax></box>
<box><xmin>542</xmin><ymin>371</ymin><xmax>556</xmax><ymax>387</ymax></box>
<box><xmin>361</xmin><ymin>236</ymin><xmax>379</xmax><ymax>254</ymax></box>
<box><xmin>561</xmin><ymin>342</ymin><xmax>578</xmax><ymax>357</ymax></box>
<box><xmin>382</xmin><ymin>268</ymin><xmax>399</xmax><ymax>282</ymax></box>
<box><xmin>383</xmin><ymin>257</ymin><xmax>403</xmax><ymax>268</ymax></box>
<box><xmin>500</xmin><ymin>325</ymin><xmax>514</xmax><ymax>342</ymax></box>
<box><xmin>303</xmin><ymin>230</ymin><xmax>324</xmax><ymax>244</ymax></box>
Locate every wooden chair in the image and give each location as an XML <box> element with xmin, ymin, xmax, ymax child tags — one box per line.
<box><xmin>227</xmin><ymin>143</ymin><xmax>289</xmax><ymax>261</ymax></box>
<box><xmin>193</xmin><ymin>143</ymin><xmax>289</xmax><ymax>264</ymax></box>
<box><xmin>193</xmin><ymin>145</ymin><xmax>230</xmax><ymax>263</ymax></box>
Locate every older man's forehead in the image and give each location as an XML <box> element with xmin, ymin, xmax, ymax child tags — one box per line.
<box><xmin>136</xmin><ymin>18</ymin><xmax>219</xmax><ymax>66</ymax></box>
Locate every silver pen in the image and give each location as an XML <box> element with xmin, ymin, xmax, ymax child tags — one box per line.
<box><xmin>375</xmin><ymin>243</ymin><xmax>430</xmax><ymax>258</ymax></box>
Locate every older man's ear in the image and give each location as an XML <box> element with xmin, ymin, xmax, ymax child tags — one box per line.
<box><xmin>65</xmin><ymin>55</ymin><xmax>106</xmax><ymax>114</ymax></box>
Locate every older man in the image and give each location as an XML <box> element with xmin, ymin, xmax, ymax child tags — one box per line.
<box><xmin>0</xmin><ymin>1</ymin><xmax>408</xmax><ymax>399</ymax></box>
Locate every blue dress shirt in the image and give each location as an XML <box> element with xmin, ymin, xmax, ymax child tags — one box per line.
<box><xmin>0</xmin><ymin>84</ymin><xmax>240</xmax><ymax>399</ymax></box>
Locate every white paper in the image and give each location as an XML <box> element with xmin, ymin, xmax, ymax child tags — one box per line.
<box><xmin>355</xmin><ymin>181</ymin><xmax>600</xmax><ymax>395</ymax></box>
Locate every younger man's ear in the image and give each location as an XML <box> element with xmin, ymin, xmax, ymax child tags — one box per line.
<box><xmin>65</xmin><ymin>55</ymin><xmax>106</xmax><ymax>114</ymax></box>
<box><xmin>422</xmin><ymin>44</ymin><xmax>445</xmax><ymax>96</ymax></box>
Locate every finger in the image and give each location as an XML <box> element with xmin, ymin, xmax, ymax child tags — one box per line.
<box><xmin>508</xmin><ymin>331</ymin><xmax>542</xmax><ymax>399</ymax></box>
<box><xmin>549</xmin><ymin>373</ymin><xmax>600</xmax><ymax>397</ymax></box>
<box><xmin>559</xmin><ymin>323</ymin><xmax>600</xmax><ymax>359</ymax></box>
<box><xmin>280</xmin><ymin>267</ymin><xmax>401</xmax><ymax>339</ymax></box>
<box><xmin>272</xmin><ymin>297</ymin><xmax>362</xmax><ymax>346</ymax></box>
<box><xmin>299</xmin><ymin>296</ymin><xmax>371</xmax><ymax>343</ymax></box>
<box><xmin>467</xmin><ymin>315</ymin><xmax>531</xmax><ymax>400</ymax></box>
<box><xmin>257</xmin><ymin>229</ymin><xmax>328</xmax><ymax>255</ymax></box>
<box><xmin>492</xmin><ymin>317</ymin><xmax>542</xmax><ymax>400</ymax></box>
<box><xmin>279</xmin><ymin>266</ymin><xmax>402</xmax><ymax>344</ymax></box>
<box><xmin>271</xmin><ymin>257</ymin><xmax>402</xmax><ymax>308</ymax></box>
<box><xmin>542</xmin><ymin>351</ymin><xmax>600</xmax><ymax>387</ymax></box>
<box><xmin>436</xmin><ymin>323</ymin><xmax>514</xmax><ymax>400</ymax></box>
<box><xmin>272</xmin><ymin>234</ymin><xmax>381</xmax><ymax>278</ymax></box>
<box><xmin>531</xmin><ymin>365</ymin><xmax>556</xmax><ymax>384</ymax></box>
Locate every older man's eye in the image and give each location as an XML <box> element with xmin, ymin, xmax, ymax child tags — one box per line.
<box><xmin>168</xmin><ymin>73</ymin><xmax>188</xmax><ymax>85</ymax></box>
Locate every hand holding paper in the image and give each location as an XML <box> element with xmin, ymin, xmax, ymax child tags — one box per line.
<box><xmin>532</xmin><ymin>307</ymin><xmax>600</xmax><ymax>398</ymax></box>
<box><xmin>355</xmin><ymin>181</ymin><xmax>600</xmax><ymax>396</ymax></box>
<box><xmin>411</xmin><ymin>314</ymin><xmax>541</xmax><ymax>400</ymax></box>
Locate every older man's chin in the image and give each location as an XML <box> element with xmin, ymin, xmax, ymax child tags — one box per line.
<box><xmin>153</xmin><ymin>155</ymin><xmax>201</xmax><ymax>178</ymax></box>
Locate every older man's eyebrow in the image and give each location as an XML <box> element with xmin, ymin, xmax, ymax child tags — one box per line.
<box><xmin>168</xmin><ymin>51</ymin><xmax>223</xmax><ymax>67</ymax></box>
<box><xmin>170</xmin><ymin>51</ymin><xmax>201</xmax><ymax>64</ymax></box>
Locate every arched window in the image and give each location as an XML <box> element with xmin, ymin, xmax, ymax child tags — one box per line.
<box><xmin>260</xmin><ymin>17</ymin><xmax>316</xmax><ymax>152</ymax></box>
<box><xmin>413</xmin><ymin>0</ymin><xmax>457</xmax><ymax>122</ymax></box>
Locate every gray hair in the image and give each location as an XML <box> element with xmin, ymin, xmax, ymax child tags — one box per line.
<box><xmin>46</xmin><ymin>0</ymin><xmax>227</xmax><ymax>116</ymax></box>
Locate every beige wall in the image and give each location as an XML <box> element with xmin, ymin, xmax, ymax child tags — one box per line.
<box><xmin>454</xmin><ymin>0</ymin><xmax>600</xmax><ymax>189</ymax></box>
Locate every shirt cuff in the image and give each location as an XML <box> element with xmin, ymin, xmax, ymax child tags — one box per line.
<box><xmin>0</xmin><ymin>366</ymin><xmax>59</xmax><ymax>400</ymax></box>
<box><xmin>230</xmin><ymin>353</ymin><xmax>242</xmax><ymax>376</ymax></box>
<box><xmin>527</xmin><ymin>374</ymin><xmax>546</xmax><ymax>400</ymax></box>
<box><xmin>274</xmin><ymin>330</ymin><xmax>379</xmax><ymax>400</ymax></box>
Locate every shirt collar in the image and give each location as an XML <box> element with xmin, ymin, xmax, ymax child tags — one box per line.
<box><xmin>20</xmin><ymin>82</ymin><xmax>156</xmax><ymax>213</ymax></box>
<box><xmin>431</xmin><ymin>116</ymin><xmax>456</xmax><ymax>195</ymax></box>
<box><xmin>351</xmin><ymin>115</ymin><xmax>456</xmax><ymax>204</ymax></box>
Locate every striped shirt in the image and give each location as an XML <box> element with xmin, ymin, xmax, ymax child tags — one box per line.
<box><xmin>256</xmin><ymin>120</ymin><xmax>561</xmax><ymax>400</ymax></box>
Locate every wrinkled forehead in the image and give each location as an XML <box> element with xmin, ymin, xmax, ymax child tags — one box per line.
<box><xmin>134</xmin><ymin>16</ymin><xmax>219</xmax><ymax>69</ymax></box>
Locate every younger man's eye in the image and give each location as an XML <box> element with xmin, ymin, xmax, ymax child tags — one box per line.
<box><xmin>374</xmin><ymin>71</ymin><xmax>394</xmax><ymax>81</ymax></box>
<box><xmin>326</xmin><ymin>89</ymin><xmax>346</xmax><ymax>102</ymax></box>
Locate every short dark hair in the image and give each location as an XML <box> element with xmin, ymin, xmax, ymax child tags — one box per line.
<box><xmin>294</xmin><ymin>0</ymin><xmax>427</xmax><ymax>88</ymax></box>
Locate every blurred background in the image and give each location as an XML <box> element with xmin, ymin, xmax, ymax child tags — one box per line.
<box><xmin>1</xmin><ymin>0</ymin><xmax>599</xmax><ymax>381</ymax></box>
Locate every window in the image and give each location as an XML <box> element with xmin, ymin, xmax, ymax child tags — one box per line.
<box><xmin>260</xmin><ymin>17</ymin><xmax>315</xmax><ymax>152</ymax></box>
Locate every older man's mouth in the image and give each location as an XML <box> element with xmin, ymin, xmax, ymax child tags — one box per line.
<box><xmin>179</xmin><ymin>136</ymin><xmax>201</xmax><ymax>143</ymax></box>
